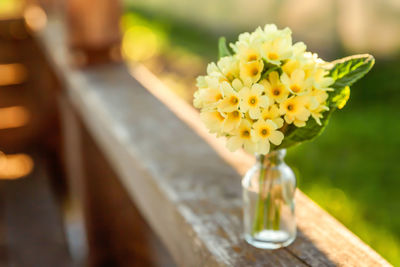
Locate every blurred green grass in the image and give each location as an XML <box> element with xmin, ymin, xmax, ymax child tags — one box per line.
<box><xmin>123</xmin><ymin>8</ymin><xmax>400</xmax><ymax>265</ymax></box>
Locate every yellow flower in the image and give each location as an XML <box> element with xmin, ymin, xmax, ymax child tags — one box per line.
<box><xmin>279</xmin><ymin>96</ymin><xmax>311</xmax><ymax>127</ymax></box>
<box><xmin>238</xmin><ymin>45</ymin><xmax>262</xmax><ymax>63</ymax></box>
<box><xmin>217</xmin><ymin>82</ymin><xmax>240</xmax><ymax>113</ymax></box>
<box><xmin>304</xmin><ymin>89</ymin><xmax>329</xmax><ymax>125</ymax></box>
<box><xmin>240</xmin><ymin>60</ymin><xmax>264</xmax><ymax>86</ymax></box>
<box><xmin>223</xmin><ymin>109</ymin><xmax>242</xmax><ymax>133</ymax></box>
<box><xmin>206</xmin><ymin>62</ymin><xmax>221</xmax><ymax>76</ymax></box>
<box><xmin>239</xmin><ymin>84</ymin><xmax>269</xmax><ymax>119</ymax></box>
<box><xmin>231</xmin><ymin>78</ymin><xmax>244</xmax><ymax>91</ymax></box>
<box><xmin>193</xmin><ymin>87</ymin><xmax>223</xmax><ymax>109</ymax></box>
<box><xmin>261</xmin><ymin>104</ymin><xmax>284</xmax><ymax>128</ymax></box>
<box><xmin>282</xmin><ymin>59</ymin><xmax>300</xmax><ymax>76</ymax></box>
<box><xmin>252</xmin><ymin>119</ymin><xmax>284</xmax><ymax>154</ymax></box>
<box><xmin>281</xmin><ymin>69</ymin><xmax>312</xmax><ymax>95</ymax></box>
<box><xmin>217</xmin><ymin>56</ymin><xmax>239</xmax><ymax>82</ymax></box>
<box><xmin>230</xmin><ymin>27</ymin><xmax>265</xmax><ymax>53</ymax></box>
<box><xmin>260</xmin><ymin>71</ymin><xmax>289</xmax><ymax>104</ymax></box>
<box><xmin>313</xmin><ymin>68</ymin><xmax>334</xmax><ymax>90</ymax></box>
<box><xmin>309</xmin><ymin>88</ymin><xmax>329</xmax><ymax>103</ymax></box>
<box><xmin>226</xmin><ymin>120</ymin><xmax>257</xmax><ymax>153</ymax></box>
<box><xmin>309</xmin><ymin>105</ymin><xmax>329</xmax><ymax>125</ymax></box>
<box><xmin>200</xmin><ymin>110</ymin><xmax>226</xmax><ymax>134</ymax></box>
<box><xmin>260</xmin><ymin>27</ymin><xmax>292</xmax><ymax>65</ymax></box>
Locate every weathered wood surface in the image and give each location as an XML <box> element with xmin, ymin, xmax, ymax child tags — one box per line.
<box><xmin>0</xmin><ymin>154</ymin><xmax>72</xmax><ymax>267</ymax></box>
<box><xmin>60</xmin><ymin>97</ymin><xmax>175</xmax><ymax>266</ymax></box>
<box><xmin>37</xmin><ymin>18</ymin><xmax>392</xmax><ymax>266</ymax></box>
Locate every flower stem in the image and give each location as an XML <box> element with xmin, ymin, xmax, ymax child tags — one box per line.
<box><xmin>252</xmin><ymin>153</ymin><xmax>282</xmax><ymax>235</ymax></box>
<box><xmin>252</xmin><ymin>154</ymin><xmax>266</xmax><ymax>235</ymax></box>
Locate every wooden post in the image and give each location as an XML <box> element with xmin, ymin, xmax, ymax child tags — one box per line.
<box><xmin>66</xmin><ymin>0</ymin><xmax>122</xmax><ymax>66</ymax></box>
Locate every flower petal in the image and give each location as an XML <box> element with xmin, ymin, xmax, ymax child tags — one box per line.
<box><xmin>226</xmin><ymin>136</ymin><xmax>243</xmax><ymax>152</ymax></box>
<box><xmin>269</xmin><ymin>130</ymin><xmax>284</xmax><ymax>145</ymax></box>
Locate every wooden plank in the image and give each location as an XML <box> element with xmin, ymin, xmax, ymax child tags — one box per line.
<box><xmin>80</xmin><ymin>114</ymin><xmax>176</xmax><ymax>266</ymax></box>
<box><xmin>37</xmin><ymin>18</ymin><xmax>392</xmax><ymax>267</ymax></box>
<box><xmin>0</xmin><ymin>154</ymin><xmax>72</xmax><ymax>267</ymax></box>
<box><xmin>60</xmin><ymin>96</ymin><xmax>175</xmax><ymax>266</ymax></box>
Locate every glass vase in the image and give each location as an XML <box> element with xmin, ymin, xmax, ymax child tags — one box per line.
<box><xmin>242</xmin><ymin>149</ymin><xmax>296</xmax><ymax>249</ymax></box>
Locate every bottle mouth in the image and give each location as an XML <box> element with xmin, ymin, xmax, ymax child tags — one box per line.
<box><xmin>256</xmin><ymin>149</ymin><xmax>286</xmax><ymax>163</ymax></box>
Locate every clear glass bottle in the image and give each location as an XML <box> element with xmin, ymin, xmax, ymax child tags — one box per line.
<box><xmin>242</xmin><ymin>149</ymin><xmax>296</xmax><ymax>249</ymax></box>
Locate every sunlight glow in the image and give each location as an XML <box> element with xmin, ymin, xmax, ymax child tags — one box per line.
<box><xmin>0</xmin><ymin>152</ymin><xmax>34</xmax><ymax>179</ymax></box>
<box><xmin>24</xmin><ymin>5</ymin><xmax>47</xmax><ymax>31</ymax></box>
<box><xmin>0</xmin><ymin>106</ymin><xmax>30</xmax><ymax>130</ymax></box>
<box><xmin>0</xmin><ymin>63</ymin><xmax>27</xmax><ymax>86</ymax></box>
<box><xmin>122</xmin><ymin>25</ymin><xmax>160</xmax><ymax>61</ymax></box>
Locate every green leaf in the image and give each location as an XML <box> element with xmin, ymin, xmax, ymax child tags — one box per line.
<box><xmin>275</xmin><ymin>54</ymin><xmax>374</xmax><ymax>150</ymax></box>
<box><xmin>218</xmin><ymin>37</ymin><xmax>231</xmax><ymax>58</ymax></box>
<box><xmin>332</xmin><ymin>86</ymin><xmax>350</xmax><ymax>109</ymax></box>
<box><xmin>326</xmin><ymin>54</ymin><xmax>375</xmax><ymax>108</ymax></box>
<box><xmin>328</xmin><ymin>54</ymin><xmax>375</xmax><ymax>87</ymax></box>
<box><xmin>277</xmin><ymin>111</ymin><xmax>333</xmax><ymax>149</ymax></box>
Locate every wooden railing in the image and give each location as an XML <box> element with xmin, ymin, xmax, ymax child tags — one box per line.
<box><xmin>37</xmin><ymin>17</ymin><xmax>392</xmax><ymax>266</ymax></box>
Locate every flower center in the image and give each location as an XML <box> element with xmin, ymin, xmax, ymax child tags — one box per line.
<box><xmin>232</xmin><ymin>111</ymin><xmax>240</xmax><ymax>118</ymax></box>
<box><xmin>247</xmin><ymin>54</ymin><xmax>258</xmax><ymax>61</ymax></box>
<box><xmin>268</xmin><ymin>52</ymin><xmax>279</xmax><ymax>60</ymax></box>
<box><xmin>290</xmin><ymin>85</ymin><xmax>301</xmax><ymax>93</ymax></box>
<box><xmin>273</xmin><ymin>88</ymin><xmax>281</xmax><ymax>96</ymax></box>
<box><xmin>287</xmin><ymin>104</ymin><xmax>294</xmax><ymax>111</ymax></box>
<box><xmin>226</xmin><ymin>73</ymin><xmax>234</xmax><ymax>81</ymax></box>
<box><xmin>215</xmin><ymin>93</ymin><xmax>223</xmax><ymax>101</ymax></box>
<box><xmin>240</xmin><ymin>129</ymin><xmax>250</xmax><ymax>139</ymax></box>
<box><xmin>260</xmin><ymin>128</ymin><xmax>269</xmax><ymax>137</ymax></box>
<box><xmin>248</xmin><ymin>96</ymin><xmax>258</xmax><ymax>106</ymax></box>
<box><xmin>251</xmin><ymin>67</ymin><xmax>259</xmax><ymax>76</ymax></box>
<box><xmin>216</xmin><ymin>112</ymin><xmax>225</xmax><ymax>121</ymax></box>
<box><xmin>230</xmin><ymin>96</ymin><xmax>238</xmax><ymax>105</ymax></box>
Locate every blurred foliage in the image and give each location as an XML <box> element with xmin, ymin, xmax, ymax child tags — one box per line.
<box><xmin>122</xmin><ymin>7</ymin><xmax>400</xmax><ymax>265</ymax></box>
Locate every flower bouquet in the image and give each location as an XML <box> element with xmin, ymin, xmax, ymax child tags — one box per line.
<box><xmin>193</xmin><ymin>24</ymin><xmax>374</xmax><ymax>249</ymax></box>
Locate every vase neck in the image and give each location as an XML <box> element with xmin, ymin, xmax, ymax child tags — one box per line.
<box><xmin>257</xmin><ymin>149</ymin><xmax>286</xmax><ymax>167</ymax></box>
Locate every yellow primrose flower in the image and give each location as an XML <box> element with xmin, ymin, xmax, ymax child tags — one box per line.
<box><xmin>218</xmin><ymin>82</ymin><xmax>240</xmax><ymax>112</ymax></box>
<box><xmin>252</xmin><ymin>119</ymin><xmax>284</xmax><ymax>154</ymax></box>
<box><xmin>309</xmin><ymin>105</ymin><xmax>329</xmax><ymax>125</ymax></box>
<box><xmin>230</xmin><ymin>27</ymin><xmax>265</xmax><ymax>53</ymax></box>
<box><xmin>232</xmin><ymin>78</ymin><xmax>244</xmax><ymax>91</ymax></box>
<box><xmin>261</xmin><ymin>33</ymin><xmax>292</xmax><ymax>65</ymax></box>
<box><xmin>313</xmin><ymin>68</ymin><xmax>334</xmax><ymax>90</ymax></box>
<box><xmin>260</xmin><ymin>71</ymin><xmax>289</xmax><ymax>104</ymax></box>
<box><xmin>261</xmin><ymin>104</ymin><xmax>284</xmax><ymax>128</ymax></box>
<box><xmin>217</xmin><ymin>56</ymin><xmax>239</xmax><ymax>82</ymax></box>
<box><xmin>223</xmin><ymin>109</ymin><xmax>242</xmax><ymax>133</ymax></box>
<box><xmin>279</xmin><ymin>96</ymin><xmax>311</xmax><ymax>127</ymax></box>
<box><xmin>239</xmin><ymin>84</ymin><xmax>269</xmax><ymax>119</ymax></box>
<box><xmin>309</xmin><ymin>88</ymin><xmax>329</xmax><ymax>103</ymax></box>
<box><xmin>206</xmin><ymin>62</ymin><xmax>221</xmax><ymax>76</ymax></box>
<box><xmin>226</xmin><ymin>120</ymin><xmax>257</xmax><ymax>153</ymax></box>
<box><xmin>194</xmin><ymin>87</ymin><xmax>223</xmax><ymax>109</ymax></box>
<box><xmin>238</xmin><ymin>45</ymin><xmax>262</xmax><ymax>63</ymax></box>
<box><xmin>303</xmin><ymin>90</ymin><xmax>329</xmax><ymax>125</ymax></box>
<box><xmin>240</xmin><ymin>60</ymin><xmax>264</xmax><ymax>86</ymax></box>
<box><xmin>193</xmin><ymin>76</ymin><xmax>222</xmax><ymax>108</ymax></box>
<box><xmin>200</xmin><ymin>110</ymin><xmax>226</xmax><ymax>134</ymax></box>
<box><xmin>281</xmin><ymin>69</ymin><xmax>312</xmax><ymax>95</ymax></box>
<box><xmin>292</xmin><ymin>41</ymin><xmax>307</xmax><ymax>58</ymax></box>
<box><xmin>282</xmin><ymin>59</ymin><xmax>300</xmax><ymax>76</ymax></box>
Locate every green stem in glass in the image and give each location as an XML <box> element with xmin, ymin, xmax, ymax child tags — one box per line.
<box><xmin>251</xmin><ymin>152</ymin><xmax>282</xmax><ymax>235</ymax></box>
<box><xmin>252</xmin><ymin>154</ymin><xmax>266</xmax><ymax>235</ymax></box>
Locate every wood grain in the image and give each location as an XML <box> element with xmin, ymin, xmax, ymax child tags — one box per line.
<box><xmin>37</xmin><ymin>18</ymin><xmax>392</xmax><ymax>267</ymax></box>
